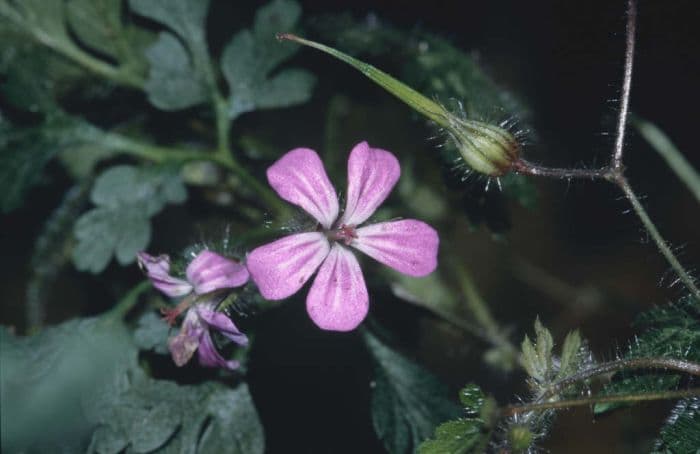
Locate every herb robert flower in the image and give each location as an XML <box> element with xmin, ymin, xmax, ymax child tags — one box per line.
<box><xmin>247</xmin><ymin>142</ymin><xmax>439</xmax><ymax>332</ymax></box>
<box><xmin>137</xmin><ymin>250</ymin><xmax>249</xmax><ymax>370</ymax></box>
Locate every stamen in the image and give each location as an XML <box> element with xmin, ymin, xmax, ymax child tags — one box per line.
<box><xmin>161</xmin><ymin>294</ymin><xmax>196</xmax><ymax>325</ymax></box>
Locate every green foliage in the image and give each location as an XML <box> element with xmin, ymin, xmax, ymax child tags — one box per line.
<box><xmin>0</xmin><ymin>317</ymin><xmax>134</xmax><ymax>452</ymax></box>
<box><xmin>651</xmin><ymin>397</ymin><xmax>700</xmax><ymax>454</ymax></box>
<box><xmin>129</xmin><ymin>0</ymin><xmax>211</xmax><ymax>110</ymax></box>
<box><xmin>556</xmin><ymin>330</ymin><xmax>583</xmax><ymax>381</ymax></box>
<box><xmin>418</xmin><ymin>384</ymin><xmax>494</xmax><ymax>454</ymax></box>
<box><xmin>72</xmin><ymin>165</ymin><xmax>186</xmax><ymax>273</ymax></box>
<box><xmin>0</xmin><ymin>116</ymin><xmax>102</xmax><ymax>213</ymax></box>
<box><xmin>130</xmin><ymin>0</ymin><xmax>315</xmax><ymax>115</ymax></box>
<box><xmin>595</xmin><ymin>296</ymin><xmax>700</xmax><ymax>414</ymax></box>
<box><xmin>142</xmin><ymin>31</ymin><xmax>209</xmax><ymax>110</ymax></box>
<box><xmin>1</xmin><ymin>313</ymin><xmax>263</xmax><ymax>453</ymax></box>
<box><xmin>89</xmin><ymin>379</ymin><xmax>264</xmax><ymax>453</ymax></box>
<box><xmin>133</xmin><ymin>311</ymin><xmax>171</xmax><ymax>355</ymax></box>
<box><xmin>364</xmin><ymin>330</ymin><xmax>461</xmax><ymax>454</ymax></box>
<box><xmin>221</xmin><ymin>0</ymin><xmax>315</xmax><ymax>119</ymax></box>
<box><xmin>0</xmin><ymin>0</ymin><xmax>146</xmax><ymax>88</ymax></box>
<box><xmin>521</xmin><ymin>318</ymin><xmax>554</xmax><ymax>385</ymax></box>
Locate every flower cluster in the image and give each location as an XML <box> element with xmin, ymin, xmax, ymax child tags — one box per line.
<box><xmin>137</xmin><ymin>250</ymin><xmax>249</xmax><ymax>370</ymax></box>
<box><xmin>139</xmin><ymin>141</ymin><xmax>439</xmax><ymax>369</ymax></box>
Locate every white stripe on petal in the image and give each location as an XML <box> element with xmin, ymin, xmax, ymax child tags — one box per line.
<box><xmin>353</xmin><ymin>220</ymin><xmax>438</xmax><ymax>277</ymax></box>
<box><xmin>247</xmin><ymin>232</ymin><xmax>330</xmax><ymax>300</ymax></box>
<box><xmin>267</xmin><ymin>148</ymin><xmax>339</xmax><ymax>228</ymax></box>
<box><xmin>306</xmin><ymin>244</ymin><xmax>368</xmax><ymax>332</ymax></box>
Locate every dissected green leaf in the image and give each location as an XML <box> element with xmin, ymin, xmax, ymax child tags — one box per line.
<box><xmin>133</xmin><ymin>311</ymin><xmax>171</xmax><ymax>355</ymax></box>
<box><xmin>66</xmin><ymin>0</ymin><xmax>122</xmax><ymax>59</ymax></box>
<box><xmin>128</xmin><ymin>0</ymin><xmax>209</xmax><ymax>46</ymax></box>
<box><xmin>142</xmin><ymin>31</ymin><xmax>209</xmax><ymax>110</ymax></box>
<box><xmin>651</xmin><ymin>397</ymin><xmax>700</xmax><ymax>454</ymax></box>
<box><xmin>0</xmin><ymin>116</ymin><xmax>102</xmax><ymax>212</ymax></box>
<box><xmin>1</xmin><ymin>0</ymin><xmax>145</xmax><ymax>90</ymax></box>
<box><xmin>72</xmin><ymin>165</ymin><xmax>186</xmax><ymax>273</ymax></box>
<box><xmin>0</xmin><ymin>317</ymin><xmax>135</xmax><ymax>453</ymax></box>
<box><xmin>556</xmin><ymin>330</ymin><xmax>582</xmax><ymax>381</ymax></box>
<box><xmin>90</xmin><ymin>378</ymin><xmax>264</xmax><ymax>454</ymax></box>
<box><xmin>1</xmin><ymin>312</ymin><xmax>263</xmax><ymax>453</ymax></box>
<box><xmin>595</xmin><ymin>296</ymin><xmax>700</xmax><ymax>414</ymax></box>
<box><xmin>73</xmin><ymin>206</ymin><xmax>151</xmax><ymax>272</ymax></box>
<box><xmin>521</xmin><ymin>318</ymin><xmax>554</xmax><ymax>384</ymax></box>
<box><xmin>419</xmin><ymin>384</ymin><xmax>494</xmax><ymax>454</ymax></box>
<box><xmin>364</xmin><ymin>330</ymin><xmax>460</xmax><ymax>454</ymax></box>
<box><xmin>222</xmin><ymin>0</ymin><xmax>315</xmax><ymax>120</ymax></box>
<box><xmin>129</xmin><ymin>0</ymin><xmax>212</xmax><ymax>110</ymax></box>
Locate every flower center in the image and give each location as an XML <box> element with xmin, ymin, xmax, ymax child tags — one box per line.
<box><xmin>327</xmin><ymin>224</ymin><xmax>357</xmax><ymax>245</ymax></box>
<box><xmin>161</xmin><ymin>293</ymin><xmax>196</xmax><ymax>325</ymax></box>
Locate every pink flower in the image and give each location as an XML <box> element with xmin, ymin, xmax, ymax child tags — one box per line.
<box><xmin>247</xmin><ymin>141</ymin><xmax>439</xmax><ymax>332</ymax></box>
<box><xmin>137</xmin><ymin>250</ymin><xmax>250</xmax><ymax>298</ymax></box>
<box><xmin>137</xmin><ymin>250</ymin><xmax>250</xmax><ymax>369</ymax></box>
<box><xmin>168</xmin><ymin>302</ymin><xmax>248</xmax><ymax>370</ymax></box>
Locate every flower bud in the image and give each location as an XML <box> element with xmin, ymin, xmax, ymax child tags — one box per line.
<box><xmin>446</xmin><ymin>116</ymin><xmax>520</xmax><ymax>177</ymax></box>
<box><xmin>278</xmin><ymin>33</ymin><xmax>520</xmax><ymax>176</ymax></box>
<box><xmin>507</xmin><ymin>424</ymin><xmax>534</xmax><ymax>452</ymax></box>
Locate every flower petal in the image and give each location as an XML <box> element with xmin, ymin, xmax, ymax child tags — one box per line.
<box><xmin>352</xmin><ymin>220</ymin><xmax>439</xmax><ymax>277</ymax></box>
<box><xmin>306</xmin><ymin>244</ymin><xmax>368</xmax><ymax>332</ymax></box>
<box><xmin>168</xmin><ymin>309</ymin><xmax>204</xmax><ymax>366</ymax></box>
<box><xmin>196</xmin><ymin>303</ymin><xmax>249</xmax><ymax>346</ymax></box>
<box><xmin>137</xmin><ymin>251</ymin><xmax>192</xmax><ymax>297</ymax></box>
<box><xmin>267</xmin><ymin>148</ymin><xmax>339</xmax><ymax>228</ymax></box>
<box><xmin>185</xmin><ymin>250</ymin><xmax>249</xmax><ymax>294</ymax></box>
<box><xmin>339</xmin><ymin>142</ymin><xmax>400</xmax><ymax>226</ymax></box>
<box><xmin>247</xmin><ymin>232</ymin><xmax>330</xmax><ymax>300</ymax></box>
<box><xmin>197</xmin><ymin>331</ymin><xmax>240</xmax><ymax>370</ymax></box>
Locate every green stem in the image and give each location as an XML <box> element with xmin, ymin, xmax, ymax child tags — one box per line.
<box><xmin>101</xmin><ymin>131</ymin><xmax>210</xmax><ymax>163</ymax></box>
<box><xmin>616</xmin><ymin>176</ymin><xmax>700</xmax><ymax>301</ymax></box>
<box><xmin>277</xmin><ymin>33</ymin><xmax>451</xmax><ymax>128</ymax></box>
<box><xmin>503</xmin><ymin>387</ymin><xmax>700</xmax><ymax>417</ymax></box>
<box><xmin>451</xmin><ymin>261</ymin><xmax>522</xmax><ymax>368</ymax></box>
<box><xmin>102</xmin><ymin>130</ymin><xmax>287</xmax><ymax>217</ymax></box>
<box><xmin>104</xmin><ymin>281</ymin><xmax>151</xmax><ymax>321</ymax></box>
<box><xmin>540</xmin><ymin>356</ymin><xmax>700</xmax><ymax>402</ymax></box>
<box><xmin>634</xmin><ymin>117</ymin><xmax>700</xmax><ymax>203</ymax></box>
<box><xmin>455</xmin><ymin>262</ymin><xmax>501</xmax><ymax>336</ymax></box>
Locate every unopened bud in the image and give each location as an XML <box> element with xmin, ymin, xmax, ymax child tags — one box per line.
<box><xmin>278</xmin><ymin>33</ymin><xmax>520</xmax><ymax>176</ymax></box>
<box><xmin>445</xmin><ymin>115</ymin><xmax>520</xmax><ymax>176</ymax></box>
<box><xmin>507</xmin><ymin>424</ymin><xmax>533</xmax><ymax>452</ymax></box>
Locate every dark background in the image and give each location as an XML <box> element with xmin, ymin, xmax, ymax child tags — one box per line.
<box><xmin>2</xmin><ymin>0</ymin><xmax>698</xmax><ymax>452</ymax></box>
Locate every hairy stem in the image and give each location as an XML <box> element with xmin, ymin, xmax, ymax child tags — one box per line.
<box><xmin>611</xmin><ymin>0</ymin><xmax>637</xmax><ymax>170</ymax></box>
<box><xmin>512</xmin><ymin>160</ymin><xmax>609</xmax><ymax>180</ymax></box>
<box><xmin>616</xmin><ymin>176</ymin><xmax>700</xmax><ymax>300</ymax></box>
<box><xmin>503</xmin><ymin>387</ymin><xmax>700</xmax><ymax>417</ymax></box>
<box><xmin>540</xmin><ymin>357</ymin><xmax>700</xmax><ymax>401</ymax></box>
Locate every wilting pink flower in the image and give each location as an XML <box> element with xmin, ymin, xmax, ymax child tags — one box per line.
<box><xmin>247</xmin><ymin>141</ymin><xmax>439</xmax><ymax>332</ymax></box>
<box><xmin>137</xmin><ymin>250</ymin><xmax>250</xmax><ymax>369</ymax></box>
<box><xmin>137</xmin><ymin>250</ymin><xmax>249</xmax><ymax>298</ymax></box>
<box><xmin>168</xmin><ymin>302</ymin><xmax>248</xmax><ymax>370</ymax></box>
